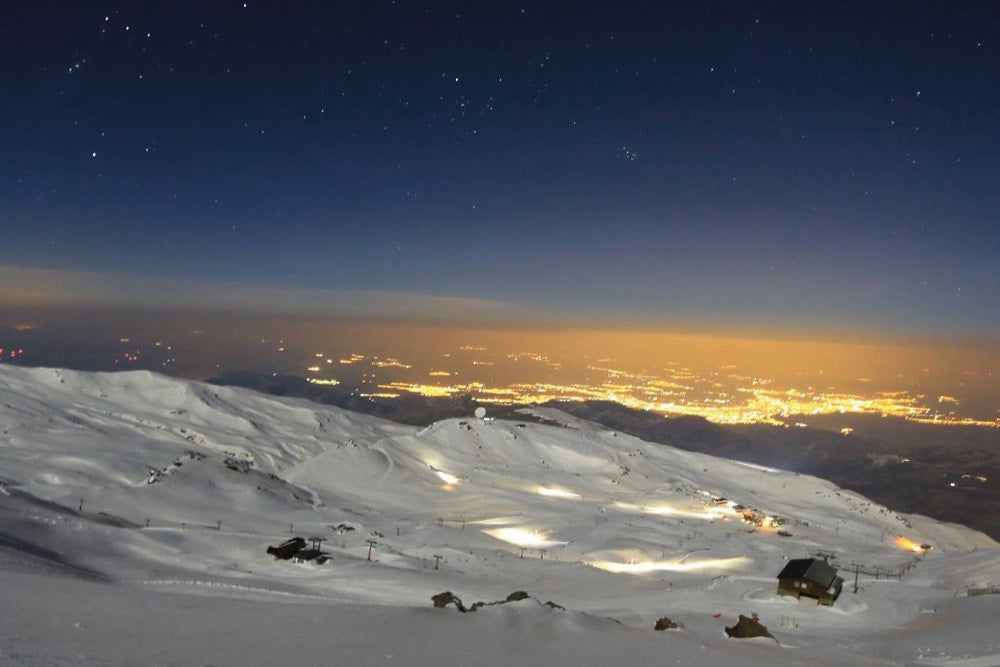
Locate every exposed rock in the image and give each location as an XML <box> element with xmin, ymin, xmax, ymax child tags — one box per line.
<box><xmin>724</xmin><ymin>614</ymin><xmax>775</xmax><ymax>641</ymax></box>
<box><xmin>654</xmin><ymin>617</ymin><xmax>678</xmax><ymax>631</ymax></box>
<box><xmin>431</xmin><ymin>591</ymin><xmax>467</xmax><ymax>611</ymax></box>
<box><xmin>432</xmin><ymin>590</ymin><xmax>563</xmax><ymax>613</ymax></box>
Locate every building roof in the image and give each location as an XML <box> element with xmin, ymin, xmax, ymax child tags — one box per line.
<box><xmin>777</xmin><ymin>558</ymin><xmax>840</xmax><ymax>588</ymax></box>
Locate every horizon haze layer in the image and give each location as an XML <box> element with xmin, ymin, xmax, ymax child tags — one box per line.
<box><xmin>2</xmin><ymin>301</ymin><xmax>998</xmax><ymax>425</ymax></box>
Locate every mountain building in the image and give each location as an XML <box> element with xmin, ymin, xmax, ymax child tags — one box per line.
<box><xmin>776</xmin><ymin>558</ymin><xmax>845</xmax><ymax>605</ymax></box>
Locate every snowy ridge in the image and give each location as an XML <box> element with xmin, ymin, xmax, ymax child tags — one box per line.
<box><xmin>1</xmin><ymin>365</ymin><xmax>1000</xmax><ymax>666</ymax></box>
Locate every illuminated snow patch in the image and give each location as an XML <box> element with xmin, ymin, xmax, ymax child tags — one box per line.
<box><xmin>536</xmin><ymin>486</ymin><xmax>581</xmax><ymax>500</ymax></box>
<box><xmin>587</xmin><ymin>556</ymin><xmax>750</xmax><ymax>574</ymax></box>
<box><xmin>468</xmin><ymin>517</ymin><xmax>525</xmax><ymax>526</ymax></box>
<box><xmin>483</xmin><ymin>527</ymin><xmax>568</xmax><ymax>548</ymax></box>
<box><xmin>614</xmin><ymin>501</ymin><xmax>733</xmax><ymax>521</ymax></box>
<box><xmin>428</xmin><ymin>464</ymin><xmax>461</xmax><ymax>485</ymax></box>
<box><xmin>729</xmin><ymin>460</ymin><xmax>782</xmax><ymax>473</ymax></box>
<box><xmin>434</xmin><ymin>470</ymin><xmax>461</xmax><ymax>485</ymax></box>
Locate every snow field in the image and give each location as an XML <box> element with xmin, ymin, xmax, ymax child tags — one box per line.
<box><xmin>2</xmin><ymin>366</ymin><xmax>1000</xmax><ymax>666</ymax></box>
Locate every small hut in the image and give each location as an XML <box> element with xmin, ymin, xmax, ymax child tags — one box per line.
<box><xmin>776</xmin><ymin>558</ymin><xmax>844</xmax><ymax>606</ymax></box>
<box><xmin>266</xmin><ymin>536</ymin><xmax>307</xmax><ymax>560</ymax></box>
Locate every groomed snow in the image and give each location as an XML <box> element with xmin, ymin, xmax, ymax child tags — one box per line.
<box><xmin>1</xmin><ymin>366</ymin><xmax>999</xmax><ymax>666</ymax></box>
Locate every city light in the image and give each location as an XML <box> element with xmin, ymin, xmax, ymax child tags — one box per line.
<box><xmin>306</xmin><ymin>378</ymin><xmax>340</xmax><ymax>386</ymax></box>
<box><xmin>373</xmin><ymin>358</ymin><xmax>998</xmax><ymax>428</ymax></box>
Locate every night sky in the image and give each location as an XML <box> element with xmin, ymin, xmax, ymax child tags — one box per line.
<box><xmin>3</xmin><ymin>1</ymin><xmax>999</xmax><ymax>337</ymax></box>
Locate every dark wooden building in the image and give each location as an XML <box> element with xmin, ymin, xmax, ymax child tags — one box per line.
<box><xmin>267</xmin><ymin>536</ymin><xmax>306</xmax><ymax>560</ymax></box>
<box><xmin>776</xmin><ymin>558</ymin><xmax>844</xmax><ymax>606</ymax></box>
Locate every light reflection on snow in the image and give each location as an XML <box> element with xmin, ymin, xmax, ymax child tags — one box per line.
<box><xmin>468</xmin><ymin>516</ymin><xmax>524</xmax><ymax>526</ymax></box>
<box><xmin>434</xmin><ymin>469</ymin><xmax>461</xmax><ymax>485</ymax></box>
<box><xmin>428</xmin><ymin>463</ymin><xmax>461</xmax><ymax>486</ymax></box>
<box><xmin>587</xmin><ymin>556</ymin><xmax>749</xmax><ymax>574</ymax></box>
<box><xmin>536</xmin><ymin>486</ymin><xmax>581</xmax><ymax>499</ymax></box>
<box><xmin>483</xmin><ymin>527</ymin><xmax>568</xmax><ymax>548</ymax></box>
<box><xmin>613</xmin><ymin>500</ymin><xmax>734</xmax><ymax>521</ymax></box>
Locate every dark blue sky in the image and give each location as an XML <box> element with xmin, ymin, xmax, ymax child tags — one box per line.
<box><xmin>3</xmin><ymin>1</ymin><xmax>999</xmax><ymax>336</ymax></box>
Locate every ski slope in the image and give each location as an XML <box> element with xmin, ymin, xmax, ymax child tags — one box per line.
<box><xmin>1</xmin><ymin>365</ymin><xmax>999</xmax><ymax>666</ymax></box>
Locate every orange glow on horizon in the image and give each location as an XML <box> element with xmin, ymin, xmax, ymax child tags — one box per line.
<box><xmin>4</xmin><ymin>304</ymin><xmax>997</xmax><ymax>427</ymax></box>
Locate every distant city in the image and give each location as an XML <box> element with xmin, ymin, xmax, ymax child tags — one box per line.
<box><xmin>321</xmin><ymin>351</ymin><xmax>997</xmax><ymax>428</ymax></box>
<box><xmin>3</xmin><ymin>314</ymin><xmax>997</xmax><ymax>429</ymax></box>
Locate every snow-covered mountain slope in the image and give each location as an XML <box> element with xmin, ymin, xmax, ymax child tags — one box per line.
<box><xmin>1</xmin><ymin>365</ymin><xmax>999</xmax><ymax>667</ymax></box>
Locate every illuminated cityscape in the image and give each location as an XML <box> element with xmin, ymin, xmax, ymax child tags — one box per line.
<box><xmin>2</xmin><ymin>323</ymin><xmax>997</xmax><ymax>429</ymax></box>
<box><xmin>314</xmin><ymin>348</ymin><xmax>999</xmax><ymax>429</ymax></box>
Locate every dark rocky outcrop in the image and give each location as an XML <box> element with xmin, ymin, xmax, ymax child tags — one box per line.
<box><xmin>431</xmin><ymin>590</ymin><xmax>562</xmax><ymax>613</ymax></box>
<box><xmin>654</xmin><ymin>617</ymin><xmax>678</xmax><ymax>631</ymax></box>
<box><xmin>724</xmin><ymin>614</ymin><xmax>775</xmax><ymax>641</ymax></box>
<box><xmin>431</xmin><ymin>591</ymin><xmax>467</xmax><ymax>611</ymax></box>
